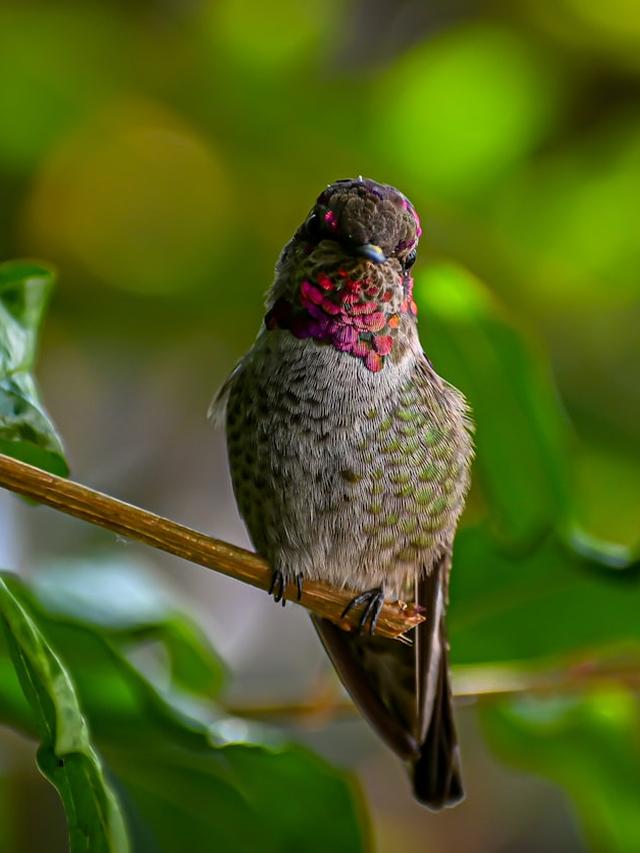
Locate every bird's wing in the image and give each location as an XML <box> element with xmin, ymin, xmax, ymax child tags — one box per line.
<box><xmin>207</xmin><ymin>360</ymin><xmax>244</xmax><ymax>428</ymax></box>
<box><xmin>311</xmin><ymin>613</ymin><xmax>419</xmax><ymax>760</ymax></box>
<box><xmin>312</xmin><ymin>549</ymin><xmax>463</xmax><ymax>810</ymax></box>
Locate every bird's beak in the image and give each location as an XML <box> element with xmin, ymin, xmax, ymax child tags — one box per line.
<box><xmin>353</xmin><ymin>243</ymin><xmax>387</xmax><ymax>264</ymax></box>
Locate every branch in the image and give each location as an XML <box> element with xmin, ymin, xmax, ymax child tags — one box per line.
<box><xmin>223</xmin><ymin>658</ymin><xmax>640</xmax><ymax>721</ymax></box>
<box><xmin>0</xmin><ymin>453</ymin><xmax>424</xmax><ymax>639</ymax></box>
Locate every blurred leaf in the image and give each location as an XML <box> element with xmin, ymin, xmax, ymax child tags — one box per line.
<box><xmin>532</xmin><ymin>0</ymin><xmax>640</xmax><ymax>70</ymax></box>
<box><xmin>0</xmin><ymin>575</ymin><xmax>129</xmax><ymax>852</ymax></box>
<box><xmin>0</xmin><ymin>576</ymin><xmax>284</xmax><ymax>751</ymax></box>
<box><xmin>209</xmin><ymin>0</ymin><xmax>336</xmax><ymax>72</ymax></box>
<box><xmin>108</xmin><ymin>741</ymin><xmax>367</xmax><ymax>853</ymax></box>
<box><xmin>450</xmin><ymin>525</ymin><xmax>640</xmax><ymax>665</ymax></box>
<box><xmin>31</xmin><ymin>557</ymin><xmax>227</xmax><ymax>697</ymax></box>
<box><xmin>0</xmin><ymin>571</ymin><xmax>368</xmax><ymax>852</ymax></box>
<box><xmin>0</xmin><ymin>260</ymin><xmax>68</xmax><ymax>475</ymax></box>
<box><xmin>27</xmin><ymin>102</ymin><xmax>229</xmax><ymax>296</ymax></box>
<box><xmin>0</xmin><ymin>5</ymin><xmax>127</xmax><ymax>171</ymax></box>
<box><xmin>491</xmin><ymin>120</ymin><xmax>640</xmax><ymax>307</ymax></box>
<box><xmin>377</xmin><ymin>25</ymin><xmax>562</xmax><ymax>199</ymax></box>
<box><xmin>481</xmin><ymin>690</ymin><xmax>640</xmax><ymax>852</ymax></box>
<box><xmin>573</xmin><ymin>437</ymin><xmax>640</xmax><ymax>547</ymax></box>
<box><xmin>32</xmin><ymin>557</ymin><xmax>178</xmax><ymax>630</ymax></box>
<box><xmin>416</xmin><ymin>262</ymin><xmax>572</xmax><ymax>545</ymax></box>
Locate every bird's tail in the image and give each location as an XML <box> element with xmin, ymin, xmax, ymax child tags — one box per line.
<box><xmin>411</xmin><ymin>644</ymin><xmax>464</xmax><ymax>808</ymax></box>
<box><xmin>410</xmin><ymin>559</ymin><xmax>463</xmax><ymax>810</ymax></box>
<box><xmin>312</xmin><ymin>556</ymin><xmax>464</xmax><ymax>811</ymax></box>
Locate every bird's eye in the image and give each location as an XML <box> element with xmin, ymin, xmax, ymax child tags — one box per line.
<box><xmin>404</xmin><ymin>249</ymin><xmax>417</xmax><ymax>270</ymax></box>
<box><xmin>304</xmin><ymin>213</ymin><xmax>322</xmax><ymax>240</ymax></box>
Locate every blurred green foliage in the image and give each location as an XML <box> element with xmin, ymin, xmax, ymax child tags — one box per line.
<box><xmin>482</xmin><ymin>691</ymin><xmax>640</xmax><ymax>852</ymax></box>
<box><xmin>0</xmin><ymin>575</ymin><xmax>129</xmax><ymax>852</ymax></box>
<box><xmin>0</xmin><ymin>262</ymin><xmax>67</xmax><ymax>475</ymax></box>
<box><xmin>0</xmin><ymin>553</ymin><xmax>367</xmax><ymax>851</ymax></box>
<box><xmin>417</xmin><ymin>264</ymin><xmax>571</xmax><ymax>544</ymax></box>
<box><xmin>0</xmin><ymin>0</ymin><xmax>639</xmax><ymax>851</ymax></box>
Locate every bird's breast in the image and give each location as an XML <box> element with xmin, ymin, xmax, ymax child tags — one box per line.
<box><xmin>225</xmin><ymin>331</ymin><xmax>471</xmax><ymax>592</ymax></box>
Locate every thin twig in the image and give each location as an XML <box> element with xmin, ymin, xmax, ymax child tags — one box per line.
<box><xmin>223</xmin><ymin>659</ymin><xmax>640</xmax><ymax>721</ymax></box>
<box><xmin>0</xmin><ymin>453</ymin><xmax>423</xmax><ymax>639</ymax></box>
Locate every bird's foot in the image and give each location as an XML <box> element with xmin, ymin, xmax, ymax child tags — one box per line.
<box><xmin>341</xmin><ymin>586</ymin><xmax>385</xmax><ymax>635</ymax></box>
<box><xmin>268</xmin><ymin>570</ymin><xmax>304</xmax><ymax>606</ymax></box>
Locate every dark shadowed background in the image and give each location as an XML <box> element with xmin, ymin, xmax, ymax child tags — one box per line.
<box><xmin>1</xmin><ymin>1</ymin><xmax>639</xmax><ymax>851</ymax></box>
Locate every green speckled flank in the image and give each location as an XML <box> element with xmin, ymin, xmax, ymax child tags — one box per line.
<box><xmin>442</xmin><ymin>477</ymin><xmax>458</xmax><ymax>495</ymax></box>
<box><xmin>387</xmin><ymin>455</ymin><xmax>406</xmax><ymax>468</ymax></box>
<box><xmin>400</xmin><ymin>388</ymin><xmax>419</xmax><ymax>407</ymax></box>
<box><xmin>397</xmin><ymin>408</ymin><xmax>418</xmax><ymax>422</ymax></box>
<box><xmin>379</xmin><ymin>416</ymin><xmax>393</xmax><ymax>432</ymax></box>
<box><xmin>424</xmin><ymin>426</ymin><xmax>444</xmax><ymax>445</ymax></box>
<box><xmin>372</xmin><ymin>468</ymin><xmax>384</xmax><ymax>481</ymax></box>
<box><xmin>410</xmin><ymin>534</ymin><xmax>434</xmax><ymax>549</ymax></box>
<box><xmin>396</xmin><ymin>546</ymin><xmax>419</xmax><ymax>562</ymax></box>
<box><xmin>228</xmin><ymin>441</ymin><xmax>243</xmax><ymax>459</ymax></box>
<box><xmin>416</xmin><ymin>488</ymin><xmax>435</xmax><ymax>506</ymax></box>
<box><xmin>368</xmin><ymin>501</ymin><xmax>383</xmax><ymax>514</ymax></box>
<box><xmin>431</xmin><ymin>496</ymin><xmax>448</xmax><ymax>514</ymax></box>
<box><xmin>394</xmin><ymin>484</ymin><xmax>414</xmax><ymax>498</ymax></box>
<box><xmin>419</xmin><ymin>463</ymin><xmax>439</xmax><ymax>481</ymax></box>
<box><xmin>382</xmin><ymin>439</ymin><xmax>402</xmax><ymax>453</ymax></box>
<box><xmin>399</xmin><ymin>424</ymin><xmax>419</xmax><ymax>437</ymax></box>
<box><xmin>390</xmin><ymin>472</ymin><xmax>411</xmax><ymax>485</ymax></box>
<box><xmin>365</xmin><ymin>408</ymin><xmax>378</xmax><ymax>420</ymax></box>
<box><xmin>451</xmin><ymin>459</ymin><xmax>467</xmax><ymax>479</ymax></box>
<box><xmin>385</xmin><ymin>513</ymin><xmax>399</xmax><ymax>526</ymax></box>
<box><xmin>341</xmin><ymin>469</ymin><xmax>362</xmax><ymax>483</ymax></box>
<box><xmin>247</xmin><ymin>505</ymin><xmax>263</xmax><ymax>533</ymax></box>
<box><xmin>421</xmin><ymin>517</ymin><xmax>448</xmax><ymax>533</ymax></box>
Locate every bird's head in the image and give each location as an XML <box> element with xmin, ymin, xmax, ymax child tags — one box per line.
<box><xmin>268</xmin><ymin>178</ymin><xmax>422</xmax><ymax>372</ymax></box>
<box><xmin>295</xmin><ymin>176</ymin><xmax>421</xmax><ymax>271</ymax></box>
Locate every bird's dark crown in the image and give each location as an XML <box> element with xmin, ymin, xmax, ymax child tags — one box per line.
<box><xmin>297</xmin><ymin>177</ymin><xmax>421</xmax><ymax>261</ymax></box>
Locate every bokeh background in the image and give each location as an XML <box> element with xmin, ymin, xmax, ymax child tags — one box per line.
<box><xmin>1</xmin><ymin>1</ymin><xmax>639</xmax><ymax>851</ymax></box>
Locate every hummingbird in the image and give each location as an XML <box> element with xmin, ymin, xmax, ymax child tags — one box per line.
<box><xmin>214</xmin><ymin>177</ymin><xmax>473</xmax><ymax>809</ymax></box>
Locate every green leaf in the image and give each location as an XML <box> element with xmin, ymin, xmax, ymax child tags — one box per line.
<box><xmin>107</xmin><ymin>741</ymin><xmax>368</xmax><ymax>853</ymax></box>
<box><xmin>31</xmin><ymin>557</ymin><xmax>227</xmax><ymax>698</ymax></box>
<box><xmin>450</xmin><ymin>525</ymin><xmax>640</xmax><ymax>665</ymax></box>
<box><xmin>416</xmin><ymin>262</ymin><xmax>571</xmax><ymax>545</ymax></box>
<box><xmin>0</xmin><ymin>588</ymin><xmax>369</xmax><ymax>852</ymax></box>
<box><xmin>481</xmin><ymin>690</ymin><xmax>640</xmax><ymax>852</ymax></box>
<box><xmin>0</xmin><ymin>570</ymin><xmax>369</xmax><ymax>852</ymax></box>
<box><xmin>1</xmin><ymin>568</ymin><xmax>222</xmax><ymax>744</ymax></box>
<box><xmin>0</xmin><ymin>575</ymin><xmax>129</xmax><ymax>852</ymax></box>
<box><xmin>376</xmin><ymin>25</ymin><xmax>561</xmax><ymax>200</ymax></box>
<box><xmin>0</xmin><ymin>260</ymin><xmax>68</xmax><ymax>475</ymax></box>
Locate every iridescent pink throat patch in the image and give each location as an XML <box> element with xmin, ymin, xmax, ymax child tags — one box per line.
<box><xmin>265</xmin><ymin>269</ymin><xmax>417</xmax><ymax>373</ymax></box>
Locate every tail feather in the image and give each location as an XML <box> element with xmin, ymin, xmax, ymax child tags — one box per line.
<box><xmin>312</xmin><ymin>554</ymin><xmax>464</xmax><ymax>810</ymax></box>
<box><xmin>412</xmin><ymin>559</ymin><xmax>464</xmax><ymax>810</ymax></box>
<box><xmin>311</xmin><ymin>615</ymin><xmax>418</xmax><ymax>760</ymax></box>
<box><xmin>411</xmin><ymin>651</ymin><xmax>464</xmax><ymax>809</ymax></box>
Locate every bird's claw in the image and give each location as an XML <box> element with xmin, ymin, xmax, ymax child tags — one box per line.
<box><xmin>268</xmin><ymin>571</ymin><xmax>304</xmax><ymax>606</ymax></box>
<box><xmin>341</xmin><ymin>587</ymin><xmax>385</xmax><ymax>635</ymax></box>
<box><xmin>295</xmin><ymin>572</ymin><xmax>303</xmax><ymax>601</ymax></box>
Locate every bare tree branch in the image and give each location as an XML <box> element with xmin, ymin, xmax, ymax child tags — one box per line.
<box><xmin>0</xmin><ymin>453</ymin><xmax>424</xmax><ymax>639</ymax></box>
<box><xmin>223</xmin><ymin>658</ymin><xmax>640</xmax><ymax>721</ymax></box>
